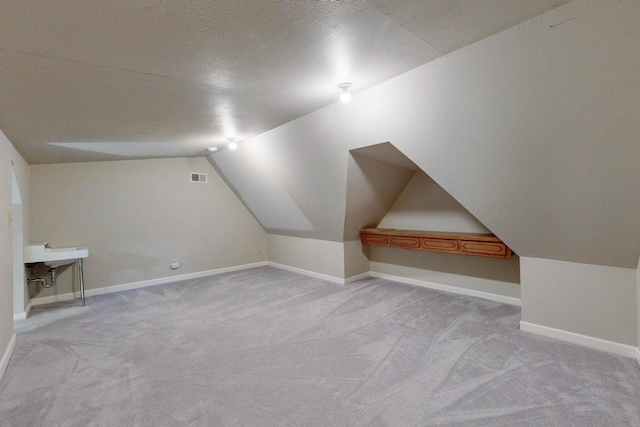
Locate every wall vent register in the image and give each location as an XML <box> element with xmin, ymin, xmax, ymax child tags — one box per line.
<box><xmin>190</xmin><ymin>173</ymin><xmax>208</xmax><ymax>183</ymax></box>
<box><xmin>360</xmin><ymin>228</ymin><xmax>513</xmax><ymax>259</ymax></box>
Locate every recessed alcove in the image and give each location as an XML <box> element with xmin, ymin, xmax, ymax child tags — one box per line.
<box><xmin>346</xmin><ymin>142</ymin><xmax>520</xmax><ymax>298</ymax></box>
<box><xmin>344</xmin><ymin>142</ymin><xmax>419</xmax><ymax>241</ymax></box>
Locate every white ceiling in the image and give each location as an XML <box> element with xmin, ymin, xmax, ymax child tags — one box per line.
<box><xmin>0</xmin><ymin>0</ymin><xmax>569</xmax><ymax>164</ymax></box>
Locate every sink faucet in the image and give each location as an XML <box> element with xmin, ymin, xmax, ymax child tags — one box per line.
<box><xmin>44</xmin><ymin>242</ymin><xmax>51</xmax><ymax>248</ymax></box>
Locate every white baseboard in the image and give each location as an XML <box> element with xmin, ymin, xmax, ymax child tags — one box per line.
<box><xmin>267</xmin><ymin>262</ymin><xmax>372</xmax><ymax>285</ymax></box>
<box><xmin>520</xmin><ymin>321</ymin><xmax>637</xmax><ymax>359</ymax></box>
<box><xmin>0</xmin><ymin>334</ymin><xmax>17</xmax><ymax>381</ymax></box>
<box><xmin>369</xmin><ymin>272</ymin><xmax>521</xmax><ymax>306</ymax></box>
<box><xmin>344</xmin><ymin>272</ymin><xmax>371</xmax><ymax>284</ymax></box>
<box><xmin>30</xmin><ymin>262</ymin><xmax>269</xmax><ymax>306</ymax></box>
<box><xmin>266</xmin><ymin>264</ymin><xmax>521</xmax><ymax>308</ymax></box>
<box><xmin>267</xmin><ymin>262</ymin><xmax>346</xmax><ymax>284</ymax></box>
<box><xmin>13</xmin><ymin>302</ymin><xmax>32</xmax><ymax>321</ymax></box>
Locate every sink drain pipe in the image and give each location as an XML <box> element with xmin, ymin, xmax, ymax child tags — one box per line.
<box><xmin>27</xmin><ymin>267</ymin><xmax>57</xmax><ymax>288</ymax></box>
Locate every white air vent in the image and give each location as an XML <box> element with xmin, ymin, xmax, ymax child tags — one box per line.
<box><xmin>190</xmin><ymin>172</ymin><xmax>208</xmax><ymax>183</ymax></box>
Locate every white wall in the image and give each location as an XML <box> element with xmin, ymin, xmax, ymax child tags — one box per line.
<box><xmin>343</xmin><ymin>239</ymin><xmax>370</xmax><ymax>281</ymax></box>
<box><xmin>28</xmin><ymin>157</ymin><xmax>267</xmax><ymax>300</ymax></box>
<box><xmin>370</xmin><ymin>248</ymin><xmax>520</xmax><ymax>301</ymax></box>
<box><xmin>268</xmin><ymin>235</ymin><xmax>370</xmax><ymax>283</ymax></box>
<box><xmin>521</xmin><ymin>257</ymin><xmax>637</xmax><ymax>350</ymax></box>
<box><xmin>11</xmin><ymin>202</ymin><xmax>25</xmax><ymax>316</ymax></box>
<box><xmin>0</xmin><ymin>129</ymin><xmax>29</xmax><ymax>379</ymax></box>
<box><xmin>268</xmin><ymin>234</ymin><xmax>345</xmax><ymax>281</ymax></box>
<box><xmin>379</xmin><ymin>171</ymin><xmax>489</xmax><ymax>234</ymax></box>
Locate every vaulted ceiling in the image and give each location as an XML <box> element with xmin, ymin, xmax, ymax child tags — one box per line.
<box><xmin>0</xmin><ymin>0</ymin><xmax>569</xmax><ymax>164</ymax></box>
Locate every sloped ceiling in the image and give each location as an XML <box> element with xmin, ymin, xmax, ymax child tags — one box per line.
<box><xmin>344</xmin><ymin>144</ymin><xmax>418</xmax><ymax>241</ymax></box>
<box><xmin>0</xmin><ymin>0</ymin><xmax>569</xmax><ymax>164</ymax></box>
<box><xmin>210</xmin><ymin>0</ymin><xmax>640</xmax><ymax>269</ymax></box>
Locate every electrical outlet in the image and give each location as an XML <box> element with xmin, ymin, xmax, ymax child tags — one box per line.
<box><xmin>393</xmin><ymin>258</ymin><xmax>400</xmax><ymax>265</ymax></box>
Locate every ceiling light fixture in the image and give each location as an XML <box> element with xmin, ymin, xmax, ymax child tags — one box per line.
<box><xmin>338</xmin><ymin>82</ymin><xmax>352</xmax><ymax>104</ymax></box>
<box><xmin>207</xmin><ymin>147</ymin><xmax>218</xmax><ymax>153</ymax></box>
<box><xmin>228</xmin><ymin>137</ymin><xmax>238</xmax><ymax>150</ymax></box>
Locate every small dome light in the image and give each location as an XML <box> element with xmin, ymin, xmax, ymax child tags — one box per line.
<box><xmin>338</xmin><ymin>82</ymin><xmax>352</xmax><ymax>104</ymax></box>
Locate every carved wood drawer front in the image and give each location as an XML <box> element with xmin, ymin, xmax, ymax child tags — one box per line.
<box><xmin>389</xmin><ymin>236</ymin><xmax>421</xmax><ymax>249</ymax></box>
<box><xmin>421</xmin><ymin>238</ymin><xmax>459</xmax><ymax>253</ymax></box>
<box><xmin>460</xmin><ymin>240</ymin><xmax>509</xmax><ymax>257</ymax></box>
<box><xmin>361</xmin><ymin>233</ymin><xmax>389</xmax><ymax>246</ymax></box>
<box><xmin>360</xmin><ymin>228</ymin><xmax>513</xmax><ymax>259</ymax></box>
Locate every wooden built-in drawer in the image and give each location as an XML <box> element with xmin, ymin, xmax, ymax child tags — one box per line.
<box><xmin>420</xmin><ymin>238</ymin><xmax>459</xmax><ymax>253</ymax></box>
<box><xmin>359</xmin><ymin>228</ymin><xmax>513</xmax><ymax>259</ymax></box>
<box><xmin>361</xmin><ymin>233</ymin><xmax>389</xmax><ymax>246</ymax></box>
<box><xmin>459</xmin><ymin>240</ymin><xmax>510</xmax><ymax>258</ymax></box>
<box><xmin>389</xmin><ymin>235</ymin><xmax>421</xmax><ymax>249</ymax></box>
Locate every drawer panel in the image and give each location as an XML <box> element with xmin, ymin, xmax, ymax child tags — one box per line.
<box><xmin>420</xmin><ymin>238</ymin><xmax>458</xmax><ymax>253</ymax></box>
<box><xmin>389</xmin><ymin>236</ymin><xmax>420</xmax><ymax>249</ymax></box>
<box><xmin>361</xmin><ymin>233</ymin><xmax>389</xmax><ymax>246</ymax></box>
<box><xmin>460</xmin><ymin>240</ymin><xmax>508</xmax><ymax>257</ymax></box>
<box><xmin>359</xmin><ymin>228</ymin><xmax>513</xmax><ymax>259</ymax></box>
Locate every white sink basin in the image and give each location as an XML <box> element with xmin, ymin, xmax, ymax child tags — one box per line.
<box><xmin>24</xmin><ymin>242</ymin><xmax>89</xmax><ymax>267</ymax></box>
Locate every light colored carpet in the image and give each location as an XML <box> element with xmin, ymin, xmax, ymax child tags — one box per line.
<box><xmin>1</xmin><ymin>266</ymin><xmax>639</xmax><ymax>426</ymax></box>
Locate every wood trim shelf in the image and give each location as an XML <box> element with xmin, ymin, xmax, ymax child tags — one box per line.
<box><xmin>360</xmin><ymin>228</ymin><xmax>513</xmax><ymax>259</ymax></box>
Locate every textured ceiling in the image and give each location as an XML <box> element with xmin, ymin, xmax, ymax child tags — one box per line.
<box><xmin>0</xmin><ymin>0</ymin><xmax>569</xmax><ymax>164</ymax></box>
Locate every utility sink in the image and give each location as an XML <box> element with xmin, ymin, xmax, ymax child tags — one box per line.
<box><xmin>24</xmin><ymin>242</ymin><xmax>89</xmax><ymax>267</ymax></box>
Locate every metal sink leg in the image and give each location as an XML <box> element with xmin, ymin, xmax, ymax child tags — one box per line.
<box><xmin>78</xmin><ymin>258</ymin><xmax>85</xmax><ymax>306</ymax></box>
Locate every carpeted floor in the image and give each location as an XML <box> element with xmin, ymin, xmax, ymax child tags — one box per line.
<box><xmin>1</xmin><ymin>266</ymin><xmax>640</xmax><ymax>426</ymax></box>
